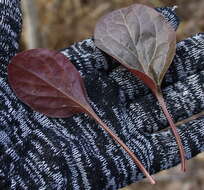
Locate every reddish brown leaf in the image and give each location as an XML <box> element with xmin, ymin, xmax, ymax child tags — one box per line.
<box><xmin>8</xmin><ymin>48</ymin><xmax>155</xmax><ymax>184</ymax></box>
<box><xmin>8</xmin><ymin>48</ymin><xmax>90</xmax><ymax>118</ymax></box>
<box><xmin>94</xmin><ymin>4</ymin><xmax>186</xmax><ymax>172</ymax></box>
<box><xmin>94</xmin><ymin>4</ymin><xmax>176</xmax><ymax>86</ymax></box>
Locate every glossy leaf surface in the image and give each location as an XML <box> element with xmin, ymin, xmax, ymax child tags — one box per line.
<box><xmin>8</xmin><ymin>49</ymin><xmax>90</xmax><ymax>118</ymax></box>
<box><xmin>8</xmin><ymin>48</ymin><xmax>156</xmax><ymax>184</ymax></box>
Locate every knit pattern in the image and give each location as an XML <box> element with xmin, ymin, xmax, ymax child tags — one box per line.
<box><xmin>0</xmin><ymin>1</ymin><xmax>204</xmax><ymax>189</ymax></box>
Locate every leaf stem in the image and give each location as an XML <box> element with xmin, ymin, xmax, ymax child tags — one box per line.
<box><xmin>159</xmin><ymin>111</ymin><xmax>204</xmax><ymax>132</ymax></box>
<box><xmin>155</xmin><ymin>88</ymin><xmax>186</xmax><ymax>172</ymax></box>
<box><xmin>89</xmin><ymin>111</ymin><xmax>156</xmax><ymax>184</ymax></box>
<box><xmin>175</xmin><ymin>111</ymin><xmax>204</xmax><ymax>127</ymax></box>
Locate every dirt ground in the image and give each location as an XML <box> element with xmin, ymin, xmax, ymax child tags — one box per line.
<box><xmin>121</xmin><ymin>153</ymin><xmax>204</xmax><ymax>190</ymax></box>
<box><xmin>21</xmin><ymin>0</ymin><xmax>204</xmax><ymax>49</ymax></box>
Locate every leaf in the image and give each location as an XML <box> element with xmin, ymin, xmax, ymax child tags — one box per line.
<box><xmin>94</xmin><ymin>4</ymin><xmax>176</xmax><ymax>88</ymax></box>
<box><xmin>94</xmin><ymin>4</ymin><xmax>186</xmax><ymax>172</ymax></box>
<box><xmin>8</xmin><ymin>48</ymin><xmax>155</xmax><ymax>184</ymax></box>
<box><xmin>8</xmin><ymin>49</ymin><xmax>90</xmax><ymax>118</ymax></box>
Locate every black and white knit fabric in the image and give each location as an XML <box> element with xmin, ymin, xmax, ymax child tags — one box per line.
<box><xmin>0</xmin><ymin>0</ymin><xmax>204</xmax><ymax>189</ymax></box>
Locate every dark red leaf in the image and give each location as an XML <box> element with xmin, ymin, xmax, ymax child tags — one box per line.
<box><xmin>8</xmin><ymin>48</ymin><xmax>90</xmax><ymax>118</ymax></box>
<box><xmin>8</xmin><ymin>48</ymin><xmax>156</xmax><ymax>184</ymax></box>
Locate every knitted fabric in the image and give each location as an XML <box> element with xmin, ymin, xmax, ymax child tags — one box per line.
<box><xmin>0</xmin><ymin>1</ymin><xmax>204</xmax><ymax>189</ymax></box>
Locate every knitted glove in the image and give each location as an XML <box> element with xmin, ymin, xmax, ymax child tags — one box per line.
<box><xmin>0</xmin><ymin>1</ymin><xmax>204</xmax><ymax>190</ymax></box>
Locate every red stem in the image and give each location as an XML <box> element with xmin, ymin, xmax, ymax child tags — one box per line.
<box><xmin>155</xmin><ymin>89</ymin><xmax>186</xmax><ymax>172</ymax></box>
<box><xmin>89</xmin><ymin>111</ymin><xmax>156</xmax><ymax>184</ymax></box>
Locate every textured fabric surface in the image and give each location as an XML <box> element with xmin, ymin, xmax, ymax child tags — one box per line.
<box><xmin>0</xmin><ymin>1</ymin><xmax>204</xmax><ymax>190</ymax></box>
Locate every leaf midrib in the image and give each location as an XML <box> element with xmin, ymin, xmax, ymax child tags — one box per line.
<box><xmin>14</xmin><ymin>62</ymin><xmax>89</xmax><ymax>112</ymax></box>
